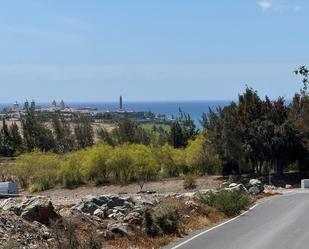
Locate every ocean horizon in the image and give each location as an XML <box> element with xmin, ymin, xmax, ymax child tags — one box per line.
<box><xmin>0</xmin><ymin>100</ymin><xmax>233</xmax><ymax>129</ymax></box>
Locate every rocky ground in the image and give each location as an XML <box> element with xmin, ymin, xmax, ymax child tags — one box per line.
<box><xmin>0</xmin><ymin>177</ymin><xmax>286</xmax><ymax>249</ymax></box>
<box><xmin>28</xmin><ymin>176</ymin><xmax>223</xmax><ymax>206</ymax></box>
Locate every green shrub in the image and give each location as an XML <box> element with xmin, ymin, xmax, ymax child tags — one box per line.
<box><xmin>200</xmin><ymin>190</ymin><xmax>251</xmax><ymax>217</ymax></box>
<box><xmin>144</xmin><ymin>209</ymin><xmax>162</xmax><ymax>237</ymax></box>
<box><xmin>58</xmin><ymin>151</ymin><xmax>85</xmax><ymax>188</ymax></box>
<box><xmin>185</xmin><ymin>135</ymin><xmax>222</xmax><ymax>175</ymax></box>
<box><xmin>183</xmin><ymin>174</ymin><xmax>197</xmax><ymax>189</ymax></box>
<box><xmin>80</xmin><ymin>144</ymin><xmax>112</xmax><ymax>184</ymax></box>
<box><xmin>14</xmin><ymin>150</ymin><xmax>60</xmax><ymax>190</ymax></box>
<box><xmin>144</xmin><ymin>205</ymin><xmax>180</xmax><ymax>237</ymax></box>
<box><xmin>29</xmin><ymin>181</ymin><xmax>54</xmax><ymax>193</ymax></box>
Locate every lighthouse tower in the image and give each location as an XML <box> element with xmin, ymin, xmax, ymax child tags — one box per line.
<box><xmin>119</xmin><ymin>95</ymin><xmax>123</xmax><ymax>111</ymax></box>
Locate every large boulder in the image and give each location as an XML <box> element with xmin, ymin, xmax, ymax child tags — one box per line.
<box><xmin>248</xmin><ymin>179</ymin><xmax>264</xmax><ymax>194</ymax></box>
<box><xmin>249</xmin><ymin>179</ymin><xmax>262</xmax><ymax>187</ymax></box>
<box><xmin>0</xmin><ymin>197</ymin><xmax>60</xmax><ymax>226</ymax></box>
<box><xmin>72</xmin><ymin>200</ymin><xmax>100</xmax><ymax>215</ymax></box>
<box><xmin>106</xmin><ymin>196</ymin><xmax>125</xmax><ymax>208</ymax></box>
<box><xmin>226</xmin><ymin>183</ymin><xmax>248</xmax><ymax>193</ymax></box>
<box><xmin>248</xmin><ymin>186</ymin><xmax>261</xmax><ymax>195</ymax></box>
<box><xmin>19</xmin><ymin>197</ymin><xmax>60</xmax><ymax>225</ymax></box>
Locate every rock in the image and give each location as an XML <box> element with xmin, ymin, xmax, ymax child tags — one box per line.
<box><xmin>226</xmin><ymin>183</ymin><xmax>248</xmax><ymax>193</ymax></box>
<box><xmin>72</xmin><ymin>195</ymin><xmax>130</xmax><ymax>214</ymax></box>
<box><xmin>108</xmin><ymin>212</ymin><xmax>124</xmax><ymax>221</ymax></box>
<box><xmin>19</xmin><ymin>197</ymin><xmax>60</xmax><ymax>225</ymax></box>
<box><xmin>72</xmin><ymin>200</ymin><xmax>99</xmax><ymax>215</ymax></box>
<box><xmin>285</xmin><ymin>184</ymin><xmax>293</xmax><ymax>189</ymax></box>
<box><xmin>248</xmin><ymin>186</ymin><xmax>261</xmax><ymax>195</ymax></box>
<box><xmin>0</xmin><ymin>198</ymin><xmax>20</xmax><ymax>214</ymax></box>
<box><xmin>123</xmin><ymin>212</ymin><xmax>143</xmax><ymax>225</ymax></box>
<box><xmin>93</xmin><ymin>209</ymin><xmax>106</xmax><ymax>219</ymax></box>
<box><xmin>248</xmin><ymin>179</ymin><xmax>264</xmax><ymax>193</ymax></box>
<box><xmin>0</xmin><ymin>210</ymin><xmax>51</xmax><ymax>248</ymax></box>
<box><xmin>106</xmin><ymin>196</ymin><xmax>125</xmax><ymax>208</ymax></box>
<box><xmin>229</xmin><ymin>183</ymin><xmax>238</xmax><ymax>188</ymax></box>
<box><xmin>107</xmin><ymin>223</ymin><xmax>132</xmax><ymax>237</ymax></box>
<box><xmin>249</xmin><ymin>179</ymin><xmax>262</xmax><ymax>187</ymax></box>
<box><xmin>0</xmin><ymin>197</ymin><xmax>60</xmax><ymax>226</ymax></box>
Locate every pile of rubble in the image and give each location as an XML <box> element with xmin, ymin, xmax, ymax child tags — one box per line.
<box><xmin>0</xmin><ymin>197</ymin><xmax>59</xmax><ymax>248</ymax></box>
<box><xmin>0</xmin><ymin>210</ymin><xmax>51</xmax><ymax>249</ymax></box>
<box><xmin>69</xmin><ymin>194</ymin><xmax>157</xmax><ymax>238</ymax></box>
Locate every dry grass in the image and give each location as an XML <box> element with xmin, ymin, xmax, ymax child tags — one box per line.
<box><xmin>106</xmin><ymin>233</ymin><xmax>176</xmax><ymax>249</ymax></box>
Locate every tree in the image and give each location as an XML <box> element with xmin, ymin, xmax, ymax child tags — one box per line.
<box><xmin>295</xmin><ymin>66</ymin><xmax>309</xmax><ymax>95</ymax></box>
<box><xmin>0</xmin><ymin>120</ymin><xmax>14</xmax><ymax>156</ymax></box>
<box><xmin>96</xmin><ymin>127</ymin><xmax>114</xmax><ymax>146</ymax></box>
<box><xmin>52</xmin><ymin>113</ymin><xmax>75</xmax><ymax>153</ymax></box>
<box><xmin>169</xmin><ymin>121</ymin><xmax>186</xmax><ymax>148</ymax></box>
<box><xmin>21</xmin><ymin>109</ymin><xmax>55</xmax><ymax>152</ymax></box>
<box><xmin>74</xmin><ymin>115</ymin><xmax>94</xmax><ymax>149</ymax></box>
<box><xmin>10</xmin><ymin>122</ymin><xmax>24</xmax><ymax>154</ymax></box>
<box><xmin>113</xmin><ymin>116</ymin><xmax>150</xmax><ymax>145</ymax></box>
<box><xmin>185</xmin><ymin>135</ymin><xmax>222</xmax><ymax>175</ymax></box>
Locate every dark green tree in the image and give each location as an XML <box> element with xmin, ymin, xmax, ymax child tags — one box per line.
<box><xmin>0</xmin><ymin>120</ymin><xmax>14</xmax><ymax>156</ymax></box>
<box><xmin>52</xmin><ymin>113</ymin><xmax>76</xmax><ymax>153</ymax></box>
<box><xmin>113</xmin><ymin>116</ymin><xmax>150</xmax><ymax>145</ymax></box>
<box><xmin>21</xmin><ymin>109</ymin><xmax>55</xmax><ymax>151</ymax></box>
<box><xmin>9</xmin><ymin>122</ymin><xmax>24</xmax><ymax>154</ymax></box>
<box><xmin>169</xmin><ymin>121</ymin><xmax>186</xmax><ymax>148</ymax></box>
<box><xmin>74</xmin><ymin>115</ymin><xmax>94</xmax><ymax>149</ymax></box>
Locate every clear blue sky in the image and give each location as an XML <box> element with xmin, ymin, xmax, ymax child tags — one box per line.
<box><xmin>0</xmin><ymin>0</ymin><xmax>308</xmax><ymax>102</ymax></box>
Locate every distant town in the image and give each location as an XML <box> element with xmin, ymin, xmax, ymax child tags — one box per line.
<box><xmin>0</xmin><ymin>96</ymin><xmax>172</xmax><ymax>125</ymax></box>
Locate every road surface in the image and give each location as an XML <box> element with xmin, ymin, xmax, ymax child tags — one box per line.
<box><xmin>167</xmin><ymin>191</ymin><xmax>309</xmax><ymax>249</ymax></box>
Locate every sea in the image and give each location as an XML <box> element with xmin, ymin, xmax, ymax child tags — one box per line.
<box><xmin>0</xmin><ymin>101</ymin><xmax>232</xmax><ymax>129</ymax></box>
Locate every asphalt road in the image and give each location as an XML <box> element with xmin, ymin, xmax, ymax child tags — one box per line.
<box><xmin>167</xmin><ymin>191</ymin><xmax>309</xmax><ymax>249</ymax></box>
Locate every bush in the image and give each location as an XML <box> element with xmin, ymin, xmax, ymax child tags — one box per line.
<box><xmin>58</xmin><ymin>151</ymin><xmax>85</xmax><ymax>188</ymax></box>
<box><xmin>185</xmin><ymin>135</ymin><xmax>222</xmax><ymax>175</ymax></box>
<box><xmin>80</xmin><ymin>144</ymin><xmax>112</xmax><ymax>184</ymax></box>
<box><xmin>144</xmin><ymin>209</ymin><xmax>162</xmax><ymax>237</ymax></box>
<box><xmin>29</xmin><ymin>181</ymin><xmax>54</xmax><ymax>193</ymax></box>
<box><xmin>144</xmin><ymin>205</ymin><xmax>180</xmax><ymax>237</ymax></box>
<box><xmin>200</xmin><ymin>190</ymin><xmax>251</xmax><ymax>217</ymax></box>
<box><xmin>14</xmin><ymin>150</ymin><xmax>60</xmax><ymax>190</ymax></box>
<box><xmin>183</xmin><ymin>174</ymin><xmax>197</xmax><ymax>189</ymax></box>
<box><xmin>152</xmin><ymin>144</ymin><xmax>185</xmax><ymax>178</ymax></box>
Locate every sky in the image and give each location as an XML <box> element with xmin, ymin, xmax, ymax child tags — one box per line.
<box><xmin>0</xmin><ymin>0</ymin><xmax>308</xmax><ymax>103</ymax></box>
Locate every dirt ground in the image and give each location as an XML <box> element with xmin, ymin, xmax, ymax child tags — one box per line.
<box><xmin>29</xmin><ymin>176</ymin><xmax>224</xmax><ymax>206</ymax></box>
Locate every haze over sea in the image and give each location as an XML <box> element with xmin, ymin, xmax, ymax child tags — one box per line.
<box><xmin>0</xmin><ymin>100</ymin><xmax>231</xmax><ymax>129</ymax></box>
